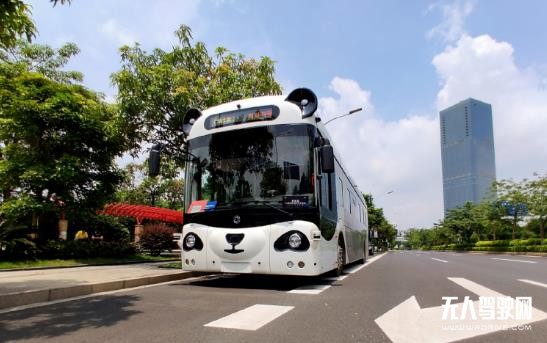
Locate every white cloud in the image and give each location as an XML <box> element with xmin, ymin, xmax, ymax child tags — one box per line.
<box><xmin>433</xmin><ymin>34</ymin><xmax>547</xmax><ymax>180</ymax></box>
<box><xmin>426</xmin><ymin>0</ymin><xmax>474</xmax><ymax>43</ymax></box>
<box><xmin>101</xmin><ymin>18</ymin><xmax>138</xmax><ymax>46</ymax></box>
<box><xmin>319</xmin><ymin>32</ymin><xmax>547</xmax><ymax>230</ymax></box>
<box><xmin>318</xmin><ymin>78</ymin><xmax>443</xmax><ymax>231</ymax></box>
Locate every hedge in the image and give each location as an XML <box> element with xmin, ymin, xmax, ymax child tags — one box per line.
<box><xmin>428</xmin><ymin>239</ymin><xmax>546</xmax><ymax>253</ymax></box>
<box><xmin>38</xmin><ymin>240</ymin><xmax>136</xmax><ymax>259</ymax></box>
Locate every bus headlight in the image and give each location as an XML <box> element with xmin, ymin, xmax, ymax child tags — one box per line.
<box><xmin>183</xmin><ymin>232</ymin><xmax>203</xmax><ymax>251</ymax></box>
<box><xmin>288</xmin><ymin>233</ymin><xmax>302</xmax><ymax>249</ymax></box>
<box><xmin>185</xmin><ymin>234</ymin><xmax>196</xmax><ymax>249</ymax></box>
<box><xmin>274</xmin><ymin>230</ymin><xmax>310</xmax><ymax>251</ymax></box>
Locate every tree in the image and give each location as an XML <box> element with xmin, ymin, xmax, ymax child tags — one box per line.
<box><xmin>474</xmin><ymin>200</ymin><xmax>507</xmax><ymax>240</ymax></box>
<box><xmin>0</xmin><ymin>43</ymin><xmax>125</xmax><ymax>234</ymax></box>
<box><xmin>363</xmin><ymin>194</ymin><xmax>397</xmax><ymax>250</ymax></box>
<box><xmin>405</xmin><ymin>228</ymin><xmax>430</xmax><ymax>250</ymax></box>
<box><xmin>525</xmin><ymin>174</ymin><xmax>546</xmax><ymax>240</ymax></box>
<box><xmin>495</xmin><ymin>179</ymin><xmax>528</xmax><ymax>240</ymax></box>
<box><xmin>115</xmin><ymin>160</ymin><xmax>184</xmax><ymax>210</ymax></box>
<box><xmin>439</xmin><ymin>202</ymin><xmax>484</xmax><ymax>244</ymax></box>
<box><xmin>1</xmin><ymin>40</ymin><xmax>83</xmax><ymax>83</ymax></box>
<box><xmin>111</xmin><ymin>25</ymin><xmax>282</xmax><ymax>163</ymax></box>
<box><xmin>0</xmin><ymin>0</ymin><xmax>71</xmax><ymax>49</ymax></box>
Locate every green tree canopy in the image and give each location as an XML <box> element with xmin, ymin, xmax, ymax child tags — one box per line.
<box><xmin>495</xmin><ymin>178</ymin><xmax>529</xmax><ymax>239</ymax></box>
<box><xmin>111</xmin><ymin>25</ymin><xmax>282</xmax><ymax>162</ymax></box>
<box><xmin>1</xmin><ymin>40</ymin><xmax>83</xmax><ymax>83</ymax></box>
<box><xmin>115</xmin><ymin>160</ymin><xmax>184</xmax><ymax>210</ymax></box>
<box><xmin>0</xmin><ymin>43</ymin><xmax>125</xmax><ymax>225</ymax></box>
<box><xmin>525</xmin><ymin>173</ymin><xmax>546</xmax><ymax>240</ymax></box>
<box><xmin>0</xmin><ymin>0</ymin><xmax>71</xmax><ymax>49</ymax></box>
<box><xmin>363</xmin><ymin>194</ymin><xmax>397</xmax><ymax>250</ymax></box>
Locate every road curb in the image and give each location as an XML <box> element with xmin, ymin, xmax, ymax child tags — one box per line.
<box><xmin>0</xmin><ymin>258</ymin><xmax>180</xmax><ymax>273</ymax></box>
<box><xmin>0</xmin><ymin>271</ymin><xmax>195</xmax><ymax>310</ymax></box>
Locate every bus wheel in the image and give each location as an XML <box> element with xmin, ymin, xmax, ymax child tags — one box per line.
<box><xmin>336</xmin><ymin>239</ymin><xmax>346</xmax><ymax>276</ymax></box>
<box><xmin>359</xmin><ymin>241</ymin><xmax>366</xmax><ymax>264</ymax></box>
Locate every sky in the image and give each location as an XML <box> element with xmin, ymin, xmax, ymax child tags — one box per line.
<box><xmin>27</xmin><ymin>0</ymin><xmax>547</xmax><ymax>230</ymax></box>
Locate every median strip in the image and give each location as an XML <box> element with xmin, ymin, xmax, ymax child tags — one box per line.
<box><xmin>491</xmin><ymin>257</ymin><xmax>537</xmax><ymax>264</ymax></box>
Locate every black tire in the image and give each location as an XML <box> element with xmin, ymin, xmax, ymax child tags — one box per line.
<box><xmin>336</xmin><ymin>238</ymin><xmax>346</xmax><ymax>276</ymax></box>
<box><xmin>358</xmin><ymin>240</ymin><xmax>367</xmax><ymax>264</ymax></box>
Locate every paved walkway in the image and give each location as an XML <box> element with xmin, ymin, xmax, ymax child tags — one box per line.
<box><xmin>0</xmin><ymin>262</ymin><xmax>192</xmax><ymax>310</ymax></box>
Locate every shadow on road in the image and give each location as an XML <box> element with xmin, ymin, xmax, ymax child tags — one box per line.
<box><xmin>0</xmin><ymin>294</ymin><xmax>141</xmax><ymax>341</ymax></box>
<box><xmin>181</xmin><ymin>273</ymin><xmax>335</xmax><ymax>291</ymax></box>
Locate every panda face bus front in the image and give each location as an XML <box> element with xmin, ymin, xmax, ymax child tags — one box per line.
<box><xmin>181</xmin><ymin>220</ymin><xmax>324</xmax><ymax>275</ymax></box>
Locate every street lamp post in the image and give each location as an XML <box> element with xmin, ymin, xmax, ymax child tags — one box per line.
<box><xmin>324</xmin><ymin>108</ymin><xmax>363</xmax><ymax>125</ymax></box>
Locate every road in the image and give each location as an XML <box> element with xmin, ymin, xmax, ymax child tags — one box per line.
<box><xmin>1</xmin><ymin>251</ymin><xmax>546</xmax><ymax>343</ymax></box>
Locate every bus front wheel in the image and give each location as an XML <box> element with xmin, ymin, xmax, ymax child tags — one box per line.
<box><xmin>336</xmin><ymin>239</ymin><xmax>346</xmax><ymax>276</ymax></box>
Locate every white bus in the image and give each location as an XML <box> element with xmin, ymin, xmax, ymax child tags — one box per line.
<box><xmin>151</xmin><ymin>88</ymin><xmax>369</xmax><ymax>276</ymax></box>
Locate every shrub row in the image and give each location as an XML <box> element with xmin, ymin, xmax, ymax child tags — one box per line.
<box><xmin>138</xmin><ymin>223</ymin><xmax>176</xmax><ymax>256</ymax></box>
<box><xmin>429</xmin><ymin>242</ymin><xmax>547</xmax><ymax>253</ymax></box>
<box><xmin>37</xmin><ymin>240</ymin><xmax>136</xmax><ymax>259</ymax></box>
<box><xmin>473</xmin><ymin>239</ymin><xmax>546</xmax><ymax>248</ymax></box>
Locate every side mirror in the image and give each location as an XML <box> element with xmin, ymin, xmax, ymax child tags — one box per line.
<box><xmin>320</xmin><ymin>145</ymin><xmax>335</xmax><ymax>173</ymax></box>
<box><xmin>149</xmin><ymin>144</ymin><xmax>161</xmax><ymax>177</ymax></box>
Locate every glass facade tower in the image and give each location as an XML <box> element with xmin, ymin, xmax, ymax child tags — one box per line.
<box><xmin>440</xmin><ymin>98</ymin><xmax>496</xmax><ymax>214</ymax></box>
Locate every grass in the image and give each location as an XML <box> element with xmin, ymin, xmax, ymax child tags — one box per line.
<box><xmin>158</xmin><ymin>261</ymin><xmax>182</xmax><ymax>269</ymax></box>
<box><xmin>0</xmin><ymin>254</ymin><xmax>176</xmax><ymax>270</ymax></box>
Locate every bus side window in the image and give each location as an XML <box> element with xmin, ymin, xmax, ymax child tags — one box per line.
<box><xmin>327</xmin><ymin>173</ymin><xmax>333</xmax><ymax>210</ymax></box>
<box><xmin>348</xmin><ymin>189</ymin><xmax>351</xmax><ymax>214</ymax></box>
<box><xmin>339</xmin><ymin>178</ymin><xmax>344</xmax><ymax>208</ymax></box>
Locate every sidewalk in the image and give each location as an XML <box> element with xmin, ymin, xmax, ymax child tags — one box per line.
<box><xmin>0</xmin><ymin>262</ymin><xmax>193</xmax><ymax>310</ymax></box>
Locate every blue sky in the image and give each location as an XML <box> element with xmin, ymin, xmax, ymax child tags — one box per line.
<box><xmin>27</xmin><ymin>0</ymin><xmax>547</xmax><ymax>230</ymax></box>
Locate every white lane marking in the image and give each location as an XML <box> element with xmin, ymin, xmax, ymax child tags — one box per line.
<box><xmin>345</xmin><ymin>264</ymin><xmax>367</xmax><ymax>274</ymax></box>
<box><xmin>448</xmin><ymin>277</ymin><xmax>504</xmax><ymax>297</ymax></box>
<box><xmin>287</xmin><ymin>253</ymin><xmax>387</xmax><ymax>295</ymax></box>
<box><xmin>431</xmin><ymin>258</ymin><xmax>448</xmax><ymax>263</ymax></box>
<box><xmin>204</xmin><ymin>304</ymin><xmax>293</xmax><ymax>330</ymax></box>
<box><xmin>346</xmin><ymin>252</ymin><xmax>387</xmax><ymax>274</ymax></box>
<box><xmin>375</xmin><ymin>277</ymin><xmax>547</xmax><ymax>343</ymax></box>
<box><xmin>288</xmin><ymin>275</ymin><xmax>348</xmax><ymax>294</ymax></box>
<box><xmin>491</xmin><ymin>257</ymin><xmax>537</xmax><ymax>264</ymax></box>
<box><xmin>288</xmin><ymin>284</ymin><xmax>331</xmax><ymax>295</ymax></box>
<box><xmin>323</xmin><ymin>275</ymin><xmax>348</xmax><ymax>281</ymax></box>
<box><xmin>518</xmin><ymin>279</ymin><xmax>547</xmax><ymax>289</ymax></box>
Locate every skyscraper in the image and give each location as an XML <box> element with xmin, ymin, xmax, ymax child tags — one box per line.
<box><xmin>440</xmin><ymin>98</ymin><xmax>496</xmax><ymax>214</ymax></box>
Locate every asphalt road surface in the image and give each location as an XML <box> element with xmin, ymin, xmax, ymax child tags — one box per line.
<box><xmin>1</xmin><ymin>251</ymin><xmax>546</xmax><ymax>343</ymax></box>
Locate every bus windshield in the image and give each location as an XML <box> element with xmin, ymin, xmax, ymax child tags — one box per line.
<box><xmin>185</xmin><ymin>124</ymin><xmax>315</xmax><ymax>212</ymax></box>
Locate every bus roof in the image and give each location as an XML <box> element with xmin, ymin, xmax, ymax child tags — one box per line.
<box><xmin>186</xmin><ymin>95</ymin><xmax>316</xmax><ymax>140</ymax></box>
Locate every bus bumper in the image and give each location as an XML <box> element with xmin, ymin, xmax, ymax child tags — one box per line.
<box><xmin>180</xmin><ymin>221</ymin><xmax>327</xmax><ymax>276</ymax></box>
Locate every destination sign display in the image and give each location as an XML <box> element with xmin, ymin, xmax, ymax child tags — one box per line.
<box><xmin>205</xmin><ymin>106</ymin><xmax>279</xmax><ymax>129</ymax></box>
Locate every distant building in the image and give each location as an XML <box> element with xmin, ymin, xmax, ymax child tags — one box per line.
<box><xmin>440</xmin><ymin>98</ymin><xmax>496</xmax><ymax>214</ymax></box>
